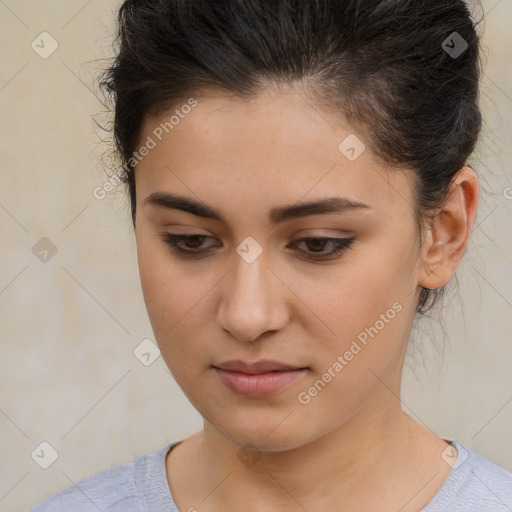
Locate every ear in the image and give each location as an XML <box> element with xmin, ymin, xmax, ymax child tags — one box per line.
<box><xmin>418</xmin><ymin>165</ymin><xmax>479</xmax><ymax>290</ymax></box>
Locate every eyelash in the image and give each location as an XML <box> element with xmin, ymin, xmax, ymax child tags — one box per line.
<box><xmin>161</xmin><ymin>233</ymin><xmax>355</xmax><ymax>261</ymax></box>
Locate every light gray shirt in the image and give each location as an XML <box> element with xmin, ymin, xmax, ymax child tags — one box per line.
<box><xmin>29</xmin><ymin>439</ymin><xmax>512</xmax><ymax>511</ymax></box>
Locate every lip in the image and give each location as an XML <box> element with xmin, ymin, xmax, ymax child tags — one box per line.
<box><xmin>212</xmin><ymin>360</ymin><xmax>308</xmax><ymax>398</ymax></box>
<box><xmin>214</xmin><ymin>359</ymin><xmax>306</xmax><ymax>374</ymax></box>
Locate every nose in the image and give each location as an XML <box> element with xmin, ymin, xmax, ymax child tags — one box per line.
<box><xmin>217</xmin><ymin>255</ymin><xmax>289</xmax><ymax>343</ymax></box>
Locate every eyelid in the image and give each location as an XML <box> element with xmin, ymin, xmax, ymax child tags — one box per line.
<box><xmin>161</xmin><ymin>225</ymin><xmax>354</xmax><ymax>238</ymax></box>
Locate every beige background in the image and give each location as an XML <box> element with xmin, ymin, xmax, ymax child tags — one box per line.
<box><xmin>0</xmin><ymin>1</ymin><xmax>511</xmax><ymax>510</ymax></box>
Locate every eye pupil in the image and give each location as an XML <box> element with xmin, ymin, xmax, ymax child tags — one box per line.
<box><xmin>185</xmin><ymin>235</ymin><xmax>206</xmax><ymax>248</ymax></box>
<box><xmin>305</xmin><ymin>238</ymin><xmax>326</xmax><ymax>252</ymax></box>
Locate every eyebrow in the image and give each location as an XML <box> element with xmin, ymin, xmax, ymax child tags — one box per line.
<box><xmin>144</xmin><ymin>192</ymin><xmax>371</xmax><ymax>225</ymax></box>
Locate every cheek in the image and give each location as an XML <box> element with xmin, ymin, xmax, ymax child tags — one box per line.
<box><xmin>293</xmin><ymin>267</ymin><xmax>410</xmax><ymax>429</ymax></box>
<box><xmin>136</xmin><ymin>231</ymin><xmax>216</xmax><ymax>376</ymax></box>
<box><xmin>298</xmin><ymin>238</ymin><xmax>414</xmax><ymax>397</ymax></box>
<box><xmin>136</xmin><ymin>231</ymin><xmax>192</xmax><ymax>339</ymax></box>
<box><xmin>310</xmin><ymin>245</ymin><xmax>412</xmax><ymax>343</ymax></box>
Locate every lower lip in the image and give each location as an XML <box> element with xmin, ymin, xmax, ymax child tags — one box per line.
<box><xmin>213</xmin><ymin>368</ymin><xmax>308</xmax><ymax>398</ymax></box>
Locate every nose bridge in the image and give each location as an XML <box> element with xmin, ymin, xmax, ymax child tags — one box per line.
<box><xmin>218</xmin><ymin>248</ymin><xmax>283</xmax><ymax>342</ymax></box>
<box><xmin>234</xmin><ymin>249</ymin><xmax>269</xmax><ymax>295</ymax></box>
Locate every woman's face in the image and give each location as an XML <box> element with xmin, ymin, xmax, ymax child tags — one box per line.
<box><xmin>134</xmin><ymin>85</ymin><xmax>426</xmax><ymax>451</ymax></box>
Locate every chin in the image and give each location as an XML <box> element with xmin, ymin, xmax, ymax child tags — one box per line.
<box><xmin>208</xmin><ymin>409</ymin><xmax>315</xmax><ymax>453</ymax></box>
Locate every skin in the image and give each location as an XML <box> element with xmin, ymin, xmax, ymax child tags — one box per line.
<box><xmin>133</xmin><ymin>83</ymin><xmax>479</xmax><ymax>512</ymax></box>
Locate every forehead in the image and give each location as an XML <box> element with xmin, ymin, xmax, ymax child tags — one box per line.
<box><xmin>135</xmin><ymin>86</ymin><xmax>416</xmax><ymax>221</ymax></box>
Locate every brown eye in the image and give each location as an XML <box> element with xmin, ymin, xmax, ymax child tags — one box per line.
<box><xmin>177</xmin><ymin>234</ymin><xmax>207</xmax><ymax>249</ymax></box>
<box><xmin>161</xmin><ymin>233</ymin><xmax>218</xmax><ymax>255</ymax></box>
<box><xmin>288</xmin><ymin>237</ymin><xmax>355</xmax><ymax>260</ymax></box>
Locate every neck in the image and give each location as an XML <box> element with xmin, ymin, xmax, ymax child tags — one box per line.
<box><xmin>182</xmin><ymin>402</ymin><xmax>443</xmax><ymax>511</ymax></box>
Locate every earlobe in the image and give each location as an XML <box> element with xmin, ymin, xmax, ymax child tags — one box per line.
<box><xmin>418</xmin><ymin>166</ymin><xmax>479</xmax><ymax>290</ymax></box>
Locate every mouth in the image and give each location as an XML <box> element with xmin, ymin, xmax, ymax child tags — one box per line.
<box><xmin>212</xmin><ymin>359</ymin><xmax>309</xmax><ymax>398</ymax></box>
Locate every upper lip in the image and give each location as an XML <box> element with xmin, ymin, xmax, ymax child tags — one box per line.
<box><xmin>213</xmin><ymin>359</ymin><xmax>306</xmax><ymax>374</ymax></box>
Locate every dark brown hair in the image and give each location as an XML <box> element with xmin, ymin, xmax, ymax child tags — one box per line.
<box><xmin>99</xmin><ymin>0</ymin><xmax>483</xmax><ymax>315</ymax></box>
